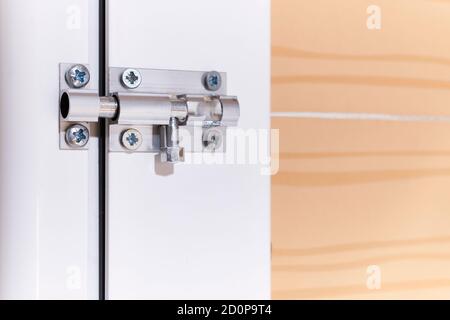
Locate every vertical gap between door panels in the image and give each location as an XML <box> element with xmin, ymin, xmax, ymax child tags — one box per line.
<box><xmin>99</xmin><ymin>0</ymin><xmax>107</xmax><ymax>301</ymax></box>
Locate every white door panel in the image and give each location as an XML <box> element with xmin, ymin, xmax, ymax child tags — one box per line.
<box><xmin>0</xmin><ymin>0</ymin><xmax>98</xmax><ymax>299</ymax></box>
<box><xmin>0</xmin><ymin>0</ymin><xmax>270</xmax><ymax>300</ymax></box>
<box><xmin>107</xmin><ymin>0</ymin><xmax>271</xmax><ymax>299</ymax></box>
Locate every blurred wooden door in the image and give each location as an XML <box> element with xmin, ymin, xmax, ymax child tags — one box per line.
<box><xmin>272</xmin><ymin>0</ymin><xmax>450</xmax><ymax>299</ymax></box>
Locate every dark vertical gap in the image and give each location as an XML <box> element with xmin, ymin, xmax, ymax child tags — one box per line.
<box><xmin>99</xmin><ymin>0</ymin><xmax>107</xmax><ymax>301</ymax></box>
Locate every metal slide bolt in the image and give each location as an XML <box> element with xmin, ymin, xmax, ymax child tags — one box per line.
<box><xmin>65</xmin><ymin>124</ymin><xmax>89</xmax><ymax>147</ymax></box>
<box><xmin>121</xmin><ymin>68</ymin><xmax>142</xmax><ymax>89</ymax></box>
<box><xmin>202</xmin><ymin>71</ymin><xmax>222</xmax><ymax>91</ymax></box>
<box><xmin>121</xmin><ymin>128</ymin><xmax>143</xmax><ymax>151</ymax></box>
<box><xmin>65</xmin><ymin>64</ymin><xmax>90</xmax><ymax>88</ymax></box>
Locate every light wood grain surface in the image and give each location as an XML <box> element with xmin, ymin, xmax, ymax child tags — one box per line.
<box><xmin>272</xmin><ymin>0</ymin><xmax>450</xmax><ymax>299</ymax></box>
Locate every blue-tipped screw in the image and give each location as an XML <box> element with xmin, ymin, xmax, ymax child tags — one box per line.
<box><xmin>121</xmin><ymin>129</ymin><xmax>143</xmax><ymax>151</ymax></box>
<box><xmin>121</xmin><ymin>68</ymin><xmax>142</xmax><ymax>89</ymax></box>
<box><xmin>203</xmin><ymin>71</ymin><xmax>222</xmax><ymax>91</ymax></box>
<box><xmin>126</xmin><ymin>132</ymin><xmax>139</xmax><ymax>146</ymax></box>
<box><xmin>66</xmin><ymin>64</ymin><xmax>90</xmax><ymax>89</ymax></box>
<box><xmin>65</xmin><ymin>124</ymin><xmax>89</xmax><ymax>147</ymax></box>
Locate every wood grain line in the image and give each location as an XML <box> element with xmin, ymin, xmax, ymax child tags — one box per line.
<box><xmin>273</xmin><ymin>168</ymin><xmax>450</xmax><ymax>187</ymax></box>
<box><xmin>272</xmin><ymin>46</ymin><xmax>450</xmax><ymax>67</ymax></box>
<box><xmin>273</xmin><ymin>279</ymin><xmax>450</xmax><ymax>299</ymax></box>
<box><xmin>272</xmin><ymin>75</ymin><xmax>450</xmax><ymax>91</ymax></box>
<box><xmin>273</xmin><ymin>253</ymin><xmax>450</xmax><ymax>272</ymax></box>
<box><xmin>273</xmin><ymin>236</ymin><xmax>450</xmax><ymax>257</ymax></box>
<box><xmin>278</xmin><ymin>151</ymin><xmax>450</xmax><ymax>160</ymax></box>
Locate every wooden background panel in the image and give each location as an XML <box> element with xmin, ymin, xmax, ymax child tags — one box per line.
<box><xmin>272</xmin><ymin>118</ymin><xmax>450</xmax><ymax>299</ymax></box>
<box><xmin>272</xmin><ymin>0</ymin><xmax>450</xmax><ymax>115</ymax></box>
<box><xmin>272</xmin><ymin>0</ymin><xmax>450</xmax><ymax>299</ymax></box>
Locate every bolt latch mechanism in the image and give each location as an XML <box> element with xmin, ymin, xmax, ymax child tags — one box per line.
<box><xmin>160</xmin><ymin>117</ymin><xmax>184</xmax><ymax>163</ymax></box>
<box><xmin>59</xmin><ymin>65</ymin><xmax>240</xmax><ymax>164</ymax></box>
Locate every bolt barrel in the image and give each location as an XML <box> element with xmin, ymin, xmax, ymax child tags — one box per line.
<box><xmin>99</xmin><ymin>96</ymin><xmax>119</xmax><ymax>119</ymax></box>
<box><xmin>60</xmin><ymin>91</ymin><xmax>118</xmax><ymax>122</ymax></box>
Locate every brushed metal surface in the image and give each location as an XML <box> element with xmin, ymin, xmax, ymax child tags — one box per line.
<box><xmin>109</xmin><ymin>67</ymin><xmax>227</xmax><ymax>95</ymax></box>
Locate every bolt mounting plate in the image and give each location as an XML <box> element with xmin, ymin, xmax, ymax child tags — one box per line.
<box><xmin>59</xmin><ymin>63</ymin><xmax>96</xmax><ymax>150</ymax></box>
<box><xmin>109</xmin><ymin>67</ymin><xmax>227</xmax><ymax>95</ymax></box>
<box><xmin>109</xmin><ymin>124</ymin><xmax>227</xmax><ymax>153</ymax></box>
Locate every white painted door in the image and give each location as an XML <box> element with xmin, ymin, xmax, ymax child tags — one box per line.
<box><xmin>0</xmin><ymin>0</ymin><xmax>270</xmax><ymax>300</ymax></box>
<box><xmin>106</xmin><ymin>0</ymin><xmax>271</xmax><ymax>299</ymax></box>
<box><xmin>0</xmin><ymin>0</ymin><xmax>99</xmax><ymax>299</ymax></box>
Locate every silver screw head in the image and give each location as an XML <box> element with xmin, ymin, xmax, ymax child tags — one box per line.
<box><xmin>65</xmin><ymin>64</ymin><xmax>90</xmax><ymax>88</ymax></box>
<box><xmin>65</xmin><ymin>124</ymin><xmax>89</xmax><ymax>148</ymax></box>
<box><xmin>121</xmin><ymin>128</ymin><xmax>143</xmax><ymax>151</ymax></box>
<box><xmin>121</xmin><ymin>68</ymin><xmax>142</xmax><ymax>89</ymax></box>
<box><xmin>203</xmin><ymin>128</ymin><xmax>223</xmax><ymax>151</ymax></box>
<box><xmin>202</xmin><ymin>71</ymin><xmax>222</xmax><ymax>91</ymax></box>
